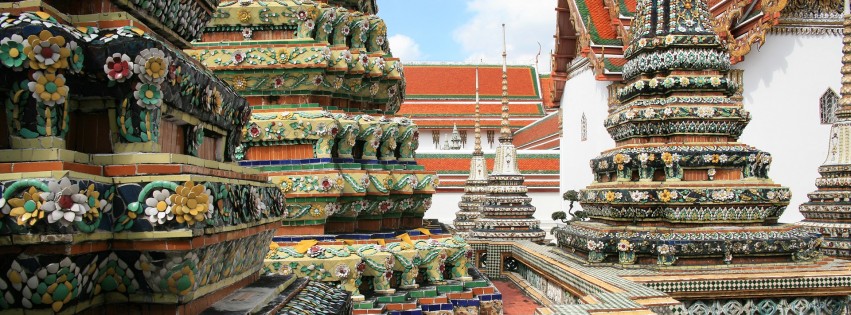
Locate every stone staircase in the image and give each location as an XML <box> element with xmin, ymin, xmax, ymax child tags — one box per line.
<box><xmin>353</xmin><ymin>269</ymin><xmax>503</xmax><ymax>315</ymax></box>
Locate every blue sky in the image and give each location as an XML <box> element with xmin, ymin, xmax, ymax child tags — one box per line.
<box><xmin>380</xmin><ymin>1</ymin><xmax>468</xmax><ymax>61</ymax></box>
<box><xmin>378</xmin><ymin>0</ymin><xmax>556</xmax><ymax>73</ymax></box>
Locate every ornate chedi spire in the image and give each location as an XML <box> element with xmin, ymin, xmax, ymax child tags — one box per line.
<box><xmin>799</xmin><ymin>2</ymin><xmax>851</xmax><ymax>258</ymax></box>
<box><xmin>474</xmin><ymin>64</ymin><xmax>484</xmax><ymax>156</ymax></box>
<box><xmin>471</xmin><ymin>24</ymin><xmax>545</xmax><ymax>242</ymax></box>
<box><xmin>554</xmin><ymin>0</ymin><xmax>821</xmax><ymax>265</ymax></box>
<box><xmin>454</xmin><ymin>65</ymin><xmax>489</xmax><ymax>236</ymax></box>
<box><xmin>448</xmin><ymin>123</ymin><xmax>463</xmax><ymax>150</ymax></box>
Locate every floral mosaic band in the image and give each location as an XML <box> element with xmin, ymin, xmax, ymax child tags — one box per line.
<box><xmin>0</xmin><ymin>12</ymin><xmax>250</xmax><ymax>159</ymax></box>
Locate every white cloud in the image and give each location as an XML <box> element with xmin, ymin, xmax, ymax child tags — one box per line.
<box><xmin>389</xmin><ymin>34</ymin><xmax>424</xmax><ymax>61</ymax></box>
<box><xmin>452</xmin><ymin>0</ymin><xmax>556</xmax><ymax>73</ymax></box>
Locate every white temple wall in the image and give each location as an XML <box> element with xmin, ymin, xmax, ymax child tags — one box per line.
<box><xmin>416</xmin><ymin>129</ymin><xmax>499</xmax><ymax>151</ymax></box>
<box><xmin>734</xmin><ymin>33</ymin><xmax>841</xmax><ymax>223</ymax></box>
<box><xmin>558</xmin><ymin>64</ymin><xmax>614</xmax><ymax>215</ymax></box>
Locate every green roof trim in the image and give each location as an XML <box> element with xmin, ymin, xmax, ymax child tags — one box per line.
<box><xmin>575</xmin><ymin>0</ymin><xmax>624</xmax><ymax>46</ymax></box>
<box><xmin>603</xmin><ymin>57</ymin><xmax>624</xmax><ymax>73</ymax></box>
<box><xmin>617</xmin><ymin>0</ymin><xmax>634</xmax><ymax>17</ymax></box>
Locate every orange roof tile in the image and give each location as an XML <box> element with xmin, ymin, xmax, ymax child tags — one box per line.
<box><xmin>514</xmin><ymin>113</ymin><xmax>560</xmax><ymax>149</ymax></box>
<box><xmin>398</xmin><ymin>103</ymin><xmax>545</xmax><ymax>116</ymax></box>
<box><xmin>539</xmin><ymin>75</ymin><xmax>556</xmax><ymax>108</ymax></box>
<box><xmin>580</xmin><ymin>0</ymin><xmax>619</xmax><ymax>40</ymax></box>
<box><xmin>413</xmin><ymin>119</ymin><xmax>534</xmax><ymax>129</ymax></box>
<box><xmin>623</xmin><ymin>0</ymin><xmax>637</xmax><ymax>11</ymax></box>
<box><xmin>416</xmin><ymin>157</ymin><xmax>560</xmax><ymax>174</ymax></box>
<box><xmin>404</xmin><ymin>65</ymin><xmax>540</xmax><ymax>99</ymax></box>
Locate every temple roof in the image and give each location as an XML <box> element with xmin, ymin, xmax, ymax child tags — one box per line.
<box><xmin>550</xmin><ymin>0</ymin><xmax>790</xmax><ymax>98</ymax></box>
<box><xmin>399</xmin><ymin>64</ymin><xmax>552</xmax><ymax>131</ymax></box>
<box><xmin>398</xmin><ymin>102</ymin><xmax>545</xmax><ymax>117</ymax></box>
<box><xmin>404</xmin><ymin>64</ymin><xmax>541</xmax><ymax>100</ymax></box>
<box><xmin>514</xmin><ymin>111</ymin><xmax>561</xmax><ymax>150</ymax></box>
<box><xmin>417</xmin><ymin>152</ymin><xmax>560</xmax><ymax>191</ymax></box>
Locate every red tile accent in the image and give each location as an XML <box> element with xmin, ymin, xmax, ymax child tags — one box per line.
<box><xmin>136</xmin><ymin>164</ymin><xmax>182</xmax><ymax>175</ymax></box>
<box><xmin>62</xmin><ymin>162</ymin><xmax>102</xmax><ymax>176</ymax></box>
<box><xmin>12</xmin><ymin>161</ymin><xmax>63</xmax><ymax>172</ymax></box>
<box><xmin>276</xmin><ymin>225</ymin><xmax>325</xmax><ymax>235</ymax></box>
<box><xmin>104</xmin><ymin>165</ymin><xmax>137</xmax><ymax>176</ymax></box>
<box><xmin>491</xmin><ymin>280</ymin><xmax>542</xmax><ymax>315</ymax></box>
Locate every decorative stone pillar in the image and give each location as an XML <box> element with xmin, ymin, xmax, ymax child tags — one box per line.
<box><xmin>553</xmin><ymin>0</ymin><xmax>818</xmax><ymax>266</ymax></box>
<box><xmin>798</xmin><ymin>13</ymin><xmax>851</xmax><ymax>259</ymax></box>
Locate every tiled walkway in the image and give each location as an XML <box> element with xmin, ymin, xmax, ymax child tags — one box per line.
<box><xmin>491</xmin><ymin>279</ymin><xmax>542</xmax><ymax>315</ymax></box>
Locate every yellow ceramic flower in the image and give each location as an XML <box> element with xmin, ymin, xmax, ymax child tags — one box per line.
<box><xmin>8</xmin><ymin>186</ymin><xmax>45</xmax><ymax>226</ymax></box>
<box><xmin>232</xmin><ymin>75</ymin><xmax>248</xmax><ymax>90</ymax></box>
<box><xmin>238</xmin><ymin>9</ymin><xmax>252</xmax><ymax>23</ymax></box>
<box><xmin>279</xmin><ymin>178</ymin><xmax>294</xmax><ymax>193</ymax></box>
<box><xmin>613</xmin><ymin>154</ymin><xmax>625</xmax><ymax>164</ymax></box>
<box><xmin>169</xmin><ymin>181</ymin><xmax>210</xmax><ymax>225</ymax></box>
<box><xmin>24</xmin><ymin>30</ymin><xmax>70</xmax><ymax>71</ymax></box>
<box><xmin>659</xmin><ymin>189</ymin><xmax>673</xmax><ymax>203</ymax></box>
<box><xmin>661</xmin><ymin>152</ymin><xmax>673</xmax><ymax>165</ymax></box>
<box><xmin>605</xmin><ymin>191</ymin><xmax>616</xmax><ymax>202</ymax></box>
<box><xmin>134</xmin><ymin>48</ymin><xmax>169</xmax><ymax>84</ymax></box>
<box><xmin>28</xmin><ymin>71</ymin><xmax>69</xmax><ymax>106</ymax></box>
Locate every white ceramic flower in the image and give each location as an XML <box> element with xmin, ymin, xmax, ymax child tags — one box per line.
<box><xmin>144</xmin><ymin>188</ymin><xmax>173</xmax><ymax>225</ymax></box>
<box><xmin>40</xmin><ymin>178</ymin><xmax>87</xmax><ymax>226</ymax></box>
<box><xmin>231</xmin><ymin>50</ymin><xmax>247</xmax><ymax>65</ymax></box>
<box><xmin>334</xmin><ymin>264</ymin><xmax>350</xmax><ymax>279</ymax></box>
<box><xmin>324</xmin><ymin>203</ymin><xmax>340</xmax><ymax>216</ymax></box>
